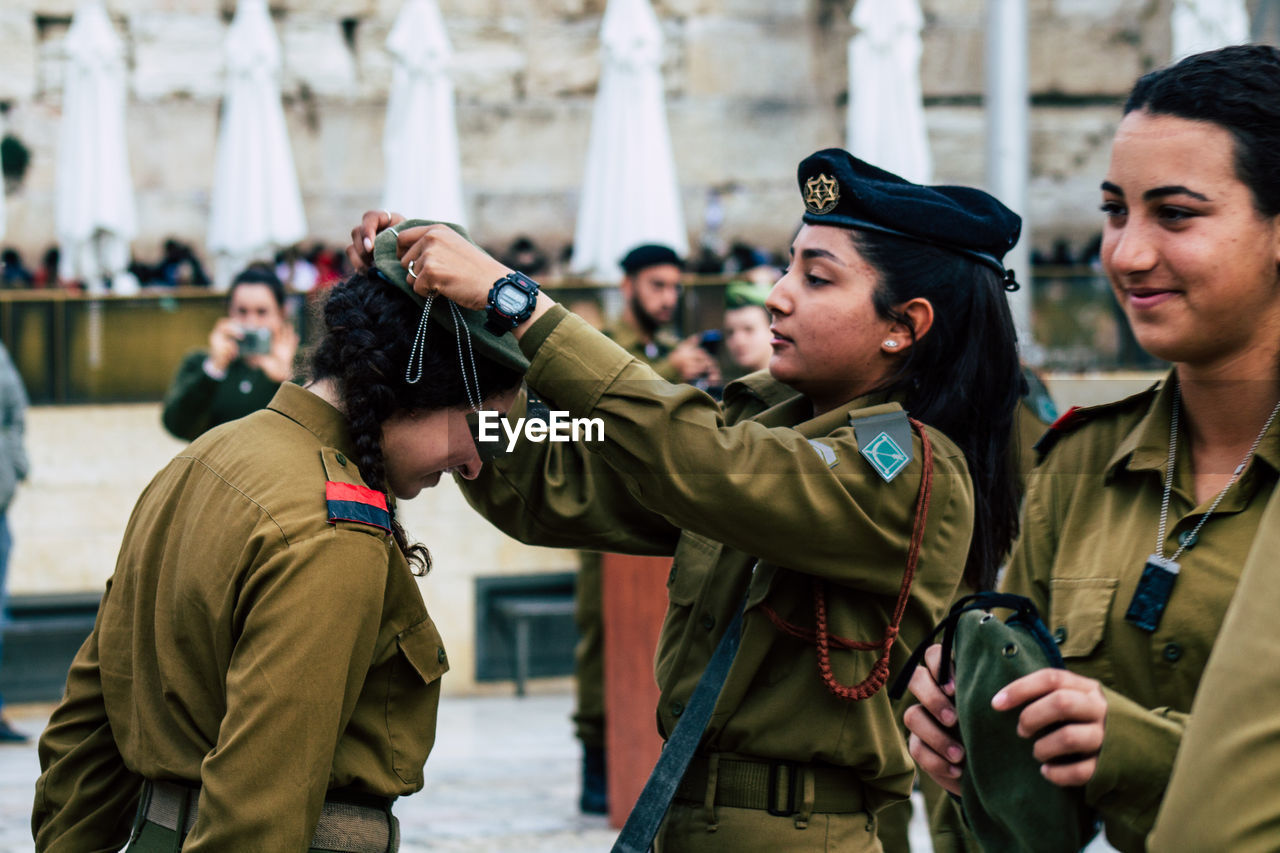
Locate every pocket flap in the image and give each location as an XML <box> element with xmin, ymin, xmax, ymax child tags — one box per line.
<box><xmin>1048</xmin><ymin>577</ymin><xmax>1118</xmax><ymax>658</ymax></box>
<box><xmin>397</xmin><ymin>617</ymin><xmax>449</xmax><ymax>684</ymax></box>
<box><xmin>667</xmin><ymin>532</ymin><xmax>722</xmax><ymax>605</ymax></box>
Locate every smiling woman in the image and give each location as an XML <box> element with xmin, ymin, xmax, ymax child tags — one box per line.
<box><xmin>904</xmin><ymin>44</ymin><xmax>1280</xmax><ymax>853</ymax></box>
<box><xmin>346</xmin><ymin>146</ymin><xmax>1024</xmax><ymax>852</ymax></box>
<box><xmin>31</xmin><ymin>259</ymin><xmax>526</xmax><ymax>851</ymax></box>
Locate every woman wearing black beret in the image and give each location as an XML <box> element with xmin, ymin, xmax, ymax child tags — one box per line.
<box><xmin>348</xmin><ymin>148</ymin><xmax>1024</xmax><ymax>851</ymax></box>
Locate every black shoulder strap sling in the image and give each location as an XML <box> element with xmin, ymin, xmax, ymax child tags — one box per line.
<box><xmin>610</xmin><ymin>589</ymin><xmax>749</xmax><ymax>853</ymax></box>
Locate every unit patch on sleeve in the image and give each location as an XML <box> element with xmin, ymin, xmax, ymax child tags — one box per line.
<box><xmin>851</xmin><ymin>410</ymin><xmax>914</xmax><ymax>482</ymax></box>
<box><xmin>326</xmin><ymin>481</ymin><xmax>392</xmax><ymax>532</ymax></box>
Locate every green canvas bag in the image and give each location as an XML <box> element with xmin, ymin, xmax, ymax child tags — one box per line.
<box><xmin>891</xmin><ymin>592</ymin><xmax>1099</xmax><ymax>853</ymax></box>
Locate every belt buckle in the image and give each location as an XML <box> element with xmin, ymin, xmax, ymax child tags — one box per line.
<box><xmin>766</xmin><ymin>760</ymin><xmax>799</xmax><ymax>817</ymax></box>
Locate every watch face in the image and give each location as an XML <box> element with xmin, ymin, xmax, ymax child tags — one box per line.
<box><xmin>495</xmin><ymin>286</ymin><xmax>527</xmax><ymax>314</ymax></box>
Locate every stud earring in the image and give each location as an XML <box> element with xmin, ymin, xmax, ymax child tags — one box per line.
<box><xmin>883</xmin><ymin>340</ymin><xmax>899</xmax><ymax>348</ymax></box>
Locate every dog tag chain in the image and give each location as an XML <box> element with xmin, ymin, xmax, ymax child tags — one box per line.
<box><xmin>1125</xmin><ymin>382</ymin><xmax>1280</xmax><ymax>632</ymax></box>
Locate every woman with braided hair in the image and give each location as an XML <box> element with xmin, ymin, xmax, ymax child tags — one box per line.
<box><xmin>32</xmin><ymin>255</ymin><xmax>525</xmax><ymax>852</ymax></box>
<box><xmin>347</xmin><ymin>145</ymin><xmax>1025</xmax><ymax>851</ymax></box>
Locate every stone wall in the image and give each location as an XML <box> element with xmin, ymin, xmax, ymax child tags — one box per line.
<box><xmin>0</xmin><ymin>0</ymin><xmax>1231</xmax><ymax>270</ymax></box>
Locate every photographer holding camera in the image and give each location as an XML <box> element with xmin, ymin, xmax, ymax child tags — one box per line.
<box><xmin>162</xmin><ymin>267</ymin><xmax>299</xmax><ymax>442</ymax></box>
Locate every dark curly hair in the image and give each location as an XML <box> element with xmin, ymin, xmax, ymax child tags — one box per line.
<box><xmin>852</xmin><ymin>231</ymin><xmax>1022</xmax><ymax>593</ymax></box>
<box><xmin>1125</xmin><ymin>44</ymin><xmax>1280</xmax><ymax>217</ymax></box>
<box><xmin>309</xmin><ymin>268</ymin><xmax>524</xmax><ymax>573</ymax></box>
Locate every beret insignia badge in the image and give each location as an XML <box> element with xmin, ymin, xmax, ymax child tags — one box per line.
<box><xmin>803</xmin><ymin>173</ymin><xmax>840</xmax><ymax>214</ymax></box>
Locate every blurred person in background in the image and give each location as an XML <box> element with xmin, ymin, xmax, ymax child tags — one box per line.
<box><xmin>276</xmin><ymin>245</ymin><xmax>318</xmax><ymax>293</ymax></box>
<box><xmin>0</xmin><ymin>338</ymin><xmax>28</xmax><ymax>743</ymax></box>
<box><xmin>156</xmin><ymin>239</ymin><xmax>210</xmax><ymax>288</ymax></box>
<box><xmin>1</xmin><ymin>249</ymin><xmax>34</xmax><ymax>289</ymax></box>
<box><xmin>161</xmin><ymin>266</ymin><xmax>298</xmax><ymax>442</ymax></box>
<box><xmin>571</xmin><ymin>242</ymin><xmax>721</xmax><ymax>812</ymax></box>
<box><xmin>722</xmin><ymin>279</ymin><xmax>774</xmax><ymax>376</ymax></box>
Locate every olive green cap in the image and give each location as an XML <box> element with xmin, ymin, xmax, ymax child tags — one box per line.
<box><xmin>951</xmin><ymin>606</ymin><xmax>1097</xmax><ymax>851</ymax></box>
<box><xmin>373</xmin><ymin>218</ymin><xmax>530</xmax><ymax>374</ymax></box>
<box><xmin>724</xmin><ymin>279</ymin><xmax>771</xmax><ymax>310</ymax></box>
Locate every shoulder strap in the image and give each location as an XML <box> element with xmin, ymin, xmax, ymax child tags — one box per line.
<box><xmin>611</xmin><ymin>586</ymin><xmax>750</xmax><ymax>853</ymax></box>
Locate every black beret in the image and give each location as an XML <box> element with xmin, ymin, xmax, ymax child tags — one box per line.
<box><xmin>797</xmin><ymin>148</ymin><xmax>1021</xmax><ymax>276</ymax></box>
<box><xmin>620</xmin><ymin>243</ymin><xmax>684</xmax><ymax>275</ymax></box>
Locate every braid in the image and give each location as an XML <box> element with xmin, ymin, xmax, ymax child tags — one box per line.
<box><xmin>309</xmin><ymin>268</ymin><xmax>523</xmax><ymax>575</ymax></box>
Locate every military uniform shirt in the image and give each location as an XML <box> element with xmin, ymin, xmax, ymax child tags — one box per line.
<box><xmin>1001</xmin><ymin>371</ymin><xmax>1279</xmax><ymax>852</ymax></box>
<box><xmin>461</xmin><ymin>305</ymin><xmax>974</xmax><ymax>811</ymax></box>
<box><xmin>161</xmin><ymin>349</ymin><xmax>282</xmax><ymax>441</ymax></box>
<box><xmin>603</xmin><ymin>319</ymin><xmax>682</xmax><ymax>383</ymax></box>
<box><xmin>1148</xmin><ymin>486</ymin><xmax>1280</xmax><ymax>851</ymax></box>
<box><xmin>33</xmin><ymin>382</ymin><xmax>447</xmax><ymax>852</ymax></box>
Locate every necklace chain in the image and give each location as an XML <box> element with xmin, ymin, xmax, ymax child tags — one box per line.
<box><xmin>1157</xmin><ymin>381</ymin><xmax>1280</xmax><ymax>562</ymax></box>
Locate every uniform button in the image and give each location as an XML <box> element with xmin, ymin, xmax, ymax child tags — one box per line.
<box><xmin>335</xmin><ymin>453</ymin><xmax>347</xmax><ymax>466</ymax></box>
<box><xmin>701</xmin><ymin>614</ymin><xmax>715</xmax><ymax>631</ymax></box>
<box><xmin>437</xmin><ymin>647</ymin><xmax>447</xmax><ymax>664</ymax></box>
<box><xmin>1052</xmin><ymin>626</ymin><xmax>1067</xmax><ymax>645</ymax></box>
<box><xmin>670</xmin><ymin>701</ymin><xmax>684</xmax><ymax>717</ymax></box>
<box><xmin>668</xmin><ymin>564</ymin><xmax>678</xmax><ymax>584</ymax></box>
<box><xmin>1178</xmin><ymin>530</ymin><xmax>1197</xmax><ymax>549</ymax></box>
<box><xmin>1162</xmin><ymin>642</ymin><xmax>1182</xmax><ymax>663</ymax></box>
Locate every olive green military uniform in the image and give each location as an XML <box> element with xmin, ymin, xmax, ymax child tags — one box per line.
<box><xmin>161</xmin><ymin>349</ymin><xmax>283</xmax><ymax>441</ymax></box>
<box><xmin>574</xmin><ymin>317</ymin><xmax>682</xmax><ymax>749</ymax></box>
<box><xmin>461</xmin><ymin>305</ymin><xmax>975</xmax><ymax>850</ymax></box>
<box><xmin>1147</xmin><ymin>486</ymin><xmax>1280</xmax><ymax>851</ymax></box>
<box><xmin>33</xmin><ymin>382</ymin><xmax>447</xmax><ymax>852</ymax></box>
<box><xmin>999</xmin><ymin>371</ymin><xmax>1279</xmax><ymax>852</ymax></box>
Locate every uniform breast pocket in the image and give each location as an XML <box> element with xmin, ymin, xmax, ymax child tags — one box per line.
<box><xmin>1049</xmin><ymin>577</ymin><xmax>1119</xmax><ymax>660</ymax></box>
<box><xmin>389</xmin><ymin>616</ymin><xmax>449</xmax><ymax>784</ymax></box>
<box><xmin>667</xmin><ymin>532</ymin><xmax>722</xmax><ymax>606</ymax></box>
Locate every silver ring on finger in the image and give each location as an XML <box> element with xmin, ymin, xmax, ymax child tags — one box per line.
<box><xmin>407</xmin><ymin>260</ymin><xmax>417</xmax><ymax>280</ymax></box>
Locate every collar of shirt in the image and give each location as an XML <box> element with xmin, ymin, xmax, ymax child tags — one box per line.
<box><xmin>747</xmin><ymin>387</ymin><xmax>901</xmax><ymax>439</ymax></box>
<box><xmin>267</xmin><ymin>382</ymin><xmax>360</xmax><ymax>463</ymax></box>
<box><xmin>1105</xmin><ymin>367</ymin><xmax>1280</xmax><ymax>514</ymax></box>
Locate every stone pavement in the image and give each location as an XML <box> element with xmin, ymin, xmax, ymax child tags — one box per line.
<box><xmin>0</xmin><ymin>690</ymin><xmax>1118</xmax><ymax>852</ymax></box>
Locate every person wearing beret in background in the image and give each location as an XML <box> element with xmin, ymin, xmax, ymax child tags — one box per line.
<box><xmin>722</xmin><ymin>279</ymin><xmax>775</xmax><ymax>377</ymax></box>
<box><xmin>905</xmin><ymin>45</ymin><xmax>1280</xmax><ymax>852</ymax></box>
<box><xmin>161</xmin><ymin>266</ymin><xmax>300</xmax><ymax>443</ymax></box>
<box><xmin>349</xmin><ymin>146</ymin><xmax>1024</xmax><ymax>851</ymax></box>
<box><xmin>609</xmin><ymin>243</ymin><xmax>721</xmax><ymax>386</ymax></box>
<box><xmin>32</xmin><ymin>228</ymin><xmax>525</xmax><ymax>852</ymax></box>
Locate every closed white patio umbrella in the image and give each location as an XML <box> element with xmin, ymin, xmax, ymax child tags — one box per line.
<box><xmin>207</xmin><ymin>0</ymin><xmax>307</xmax><ymax>291</ymax></box>
<box><xmin>1172</xmin><ymin>0</ymin><xmax>1250</xmax><ymax>59</ymax></box>
<box><xmin>570</xmin><ymin>0</ymin><xmax>687</xmax><ymax>283</ymax></box>
<box><xmin>56</xmin><ymin>0</ymin><xmax>138</xmax><ymax>296</ymax></box>
<box><xmin>846</xmin><ymin>0</ymin><xmax>931</xmax><ymax>184</ymax></box>
<box><xmin>382</xmin><ymin>0</ymin><xmax>466</xmax><ymax>225</ymax></box>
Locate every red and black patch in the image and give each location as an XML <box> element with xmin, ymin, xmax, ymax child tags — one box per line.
<box><xmin>326</xmin><ymin>481</ymin><xmax>391</xmax><ymax>533</ymax></box>
<box><xmin>1032</xmin><ymin>406</ymin><xmax>1092</xmax><ymax>461</ymax></box>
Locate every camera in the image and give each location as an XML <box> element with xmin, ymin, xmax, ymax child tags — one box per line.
<box><xmin>238</xmin><ymin>326</ymin><xmax>273</xmax><ymax>356</ymax></box>
<box><xmin>698</xmin><ymin>329</ymin><xmax>723</xmax><ymax>356</ymax></box>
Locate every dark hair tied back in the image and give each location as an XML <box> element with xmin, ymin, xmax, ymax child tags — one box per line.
<box><xmin>309</xmin><ymin>268</ymin><xmax>524</xmax><ymax>574</ymax></box>
<box><xmin>855</xmin><ymin>231</ymin><xmax>1023</xmax><ymax>592</ymax></box>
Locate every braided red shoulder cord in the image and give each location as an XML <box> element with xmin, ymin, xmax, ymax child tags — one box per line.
<box><xmin>760</xmin><ymin>417</ymin><xmax>934</xmax><ymax>701</ymax></box>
